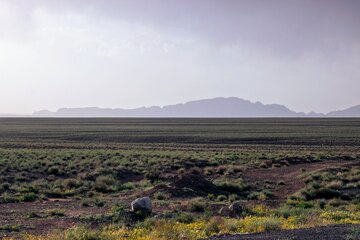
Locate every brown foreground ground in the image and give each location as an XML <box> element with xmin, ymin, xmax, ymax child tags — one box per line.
<box><xmin>1</xmin><ymin>118</ymin><xmax>360</xmax><ymax>239</ymax></box>
<box><xmin>207</xmin><ymin>224</ymin><xmax>360</xmax><ymax>240</ymax></box>
<box><xmin>1</xmin><ymin>159</ymin><xmax>356</xmax><ymax>238</ymax></box>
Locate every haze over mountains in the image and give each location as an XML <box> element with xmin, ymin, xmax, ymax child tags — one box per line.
<box><xmin>30</xmin><ymin>97</ymin><xmax>360</xmax><ymax>118</ymax></box>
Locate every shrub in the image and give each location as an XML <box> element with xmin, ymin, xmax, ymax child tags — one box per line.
<box><xmin>0</xmin><ymin>193</ymin><xmax>18</xmax><ymax>203</ymax></box>
<box><xmin>326</xmin><ymin>180</ymin><xmax>343</xmax><ymax>189</ymax></box>
<box><xmin>96</xmin><ymin>175</ymin><xmax>116</xmax><ymax>186</ymax></box>
<box><xmin>64</xmin><ymin>226</ymin><xmax>101</xmax><ymax>240</ymax></box>
<box><xmin>0</xmin><ymin>224</ymin><xmax>22</xmax><ymax>232</ymax></box>
<box><xmin>145</xmin><ymin>171</ymin><xmax>161</xmax><ymax>183</ymax></box>
<box><xmin>189</xmin><ymin>200</ymin><xmax>206</xmax><ymax>212</ymax></box>
<box><xmin>19</xmin><ymin>192</ymin><xmax>38</xmax><ymax>202</ymax></box>
<box><xmin>112</xmin><ymin>201</ymin><xmax>127</xmax><ymax>214</ymax></box>
<box><xmin>62</xmin><ymin>178</ymin><xmax>82</xmax><ymax>189</ymax></box>
<box><xmin>121</xmin><ymin>182</ymin><xmax>135</xmax><ymax>191</ymax></box>
<box><xmin>318</xmin><ymin>199</ymin><xmax>326</xmax><ymax>209</ymax></box>
<box><xmin>207</xmin><ymin>194</ymin><xmax>215</xmax><ymax>201</ymax></box>
<box><xmin>272</xmin><ymin>163</ymin><xmax>281</xmax><ymax>168</ymax></box>
<box><xmin>260</xmin><ymin>162</ymin><xmax>269</xmax><ymax>168</ymax></box>
<box><xmin>94</xmin><ymin>175</ymin><xmax>117</xmax><ymax>193</ymax></box>
<box><xmin>215</xmin><ymin>179</ymin><xmax>249</xmax><ymax>195</ymax></box>
<box><xmin>48</xmin><ymin>209</ymin><xmax>66</xmax><ymax>217</ymax></box>
<box><xmin>302</xmin><ymin>188</ymin><xmax>340</xmax><ymax>200</ymax></box>
<box><xmin>48</xmin><ymin>166</ymin><xmax>60</xmax><ymax>175</ymax></box>
<box><xmin>278</xmin><ymin>180</ymin><xmax>285</xmax><ymax>186</ymax></box>
<box><xmin>177</xmin><ymin>168</ymin><xmax>186</xmax><ymax>175</ymax></box>
<box><xmin>0</xmin><ymin>182</ymin><xmax>11</xmax><ymax>191</ymax></box>
<box><xmin>154</xmin><ymin>192</ymin><xmax>167</xmax><ymax>200</ymax></box>
<box><xmin>174</xmin><ymin>212</ymin><xmax>195</xmax><ymax>223</ymax></box>
<box><xmin>262</xmin><ymin>218</ymin><xmax>282</xmax><ymax>231</ymax></box>
<box><xmin>87</xmin><ymin>191</ymin><xmax>96</xmax><ymax>198</ymax></box>
<box><xmin>320</xmin><ymin>210</ymin><xmax>360</xmax><ymax>224</ymax></box>
<box><xmin>189</xmin><ymin>167</ymin><xmax>201</xmax><ymax>175</ymax></box>
<box><xmin>228</xmin><ymin>194</ymin><xmax>239</xmax><ymax>202</ymax></box>
<box><xmin>204</xmin><ymin>167</ymin><xmax>214</xmax><ymax>175</ymax></box>
<box><xmin>94</xmin><ymin>198</ymin><xmax>106</xmax><ymax>207</ymax></box>
<box><xmin>216</xmin><ymin>195</ymin><xmax>227</xmax><ymax>202</ymax></box>
<box><xmin>240</xmin><ymin>216</ymin><xmax>282</xmax><ymax>232</ymax></box>
<box><xmin>204</xmin><ymin>217</ymin><xmax>223</xmax><ymax>236</ymax></box>
<box><xmin>215</xmin><ymin>166</ymin><xmax>226</xmax><ymax>174</ymax></box>
<box><xmin>275</xmin><ymin>205</ymin><xmax>315</xmax><ymax>225</ymax></box>
<box><xmin>27</xmin><ymin>212</ymin><xmax>42</xmax><ymax>218</ymax></box>
<box><xmin>247</xmin><ymin>192</ymin><xmax>261</xmax><ymax>200</ymax></box>
<box><xmin>329</xmin><ymin>198</ymin><xmax>344</xmax><ymax>207</ymax></box>
<box><xmin>287</xmin><ymin>199</ymin><xmax>313</xmax><ymax>209</ymax></box>
<box><xmin>81</xmin><ymin>199</ymin><xmax>92</xmax><ymax>207</ymax></box>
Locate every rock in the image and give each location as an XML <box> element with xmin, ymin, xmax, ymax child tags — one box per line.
<box><xmin>219</xmin><ymin>201</ymin><xmax>243</xmax><ymax>217</ymax></box>
<box><xmin>229</xmin><ymin>201</ymin><xmax>243</xmax><ymax>217</ymax></box>
<box><xmin>131</xmin><ymin>197</ymin><xmax>152</xmax><ymax>214</ymax></box>
<box><xmin>218</xmin><ymin>206</ymin><xmax>231</xmax><ymax>216</ymax></box>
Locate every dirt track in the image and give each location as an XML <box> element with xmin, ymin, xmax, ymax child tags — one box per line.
<box><xmin>242</xmin><ymin>160</ymin><xmax>358</xmax><ymax>201</ymax></box>
<box><xmin>206</xmin><ymin>224</ymin><xmax>360</xmax><ymax>240</ymax></box>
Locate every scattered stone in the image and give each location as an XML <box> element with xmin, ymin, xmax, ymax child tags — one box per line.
<box><xmin>131</xmin><ymin>196</ymin><xmax>152</xmax><ymax>214</ymax></box>
<box><xmin>228</xmin><ymin>201</ymin><xmax>243</xmax><ymax>216</ymax></box>
<box><xmin>218</xmin><ymin>201</ymin><xmax>243</xmax><ymax>217</ymax></box>
<box><xmin>218</xmin><ymin>206</ymin><xmax>231</xmax><ymax>216</ymax></box>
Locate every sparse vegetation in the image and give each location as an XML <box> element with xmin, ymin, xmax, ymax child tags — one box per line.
<box><xmin>0</xmin><ymin>118</ymin><xmax>359</xmax><ymax>239</ymax></box>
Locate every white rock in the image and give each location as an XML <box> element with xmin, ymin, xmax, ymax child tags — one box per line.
<box><xmin>131</xmin><ymin>197</ymin><xmax>152</xmax><ymax>213</ymax></box>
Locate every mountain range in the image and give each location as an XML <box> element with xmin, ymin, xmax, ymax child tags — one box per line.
<box><xmin>31</xmin><ymin>97</ymin><xmax>360</xmax><ymax>118</ymax></box>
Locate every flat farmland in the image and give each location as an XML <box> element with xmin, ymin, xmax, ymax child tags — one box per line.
<box><xmin>0</xmin><ymin>118</ymin><xmax>360</xmax><ymax>146</ymax></box>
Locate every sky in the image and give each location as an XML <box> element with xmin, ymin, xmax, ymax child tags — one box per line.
<box><xmin>0</xmin><ymin>0</ymin><xmax>359</xmax><ymax>114</ymax></box>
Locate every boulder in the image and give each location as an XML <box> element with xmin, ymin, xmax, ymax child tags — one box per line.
<box><xmin>218</xmin><ymin>201</ymin><xmax>243</xmax><ymax>217</ymax></box>
<box><xmin>131</xmin><ymin>197</ymin><xmax>152</xmax><ymax>214</ymax></box>
<box><xmin>218</xmin><ymin>206</ymin><xmax>231</xmax><ymax>216</ymax></box>
<box><xmin>229</xmin><ymin>201</ymin><xmax>243</xmax><ymax>217</ymax></box>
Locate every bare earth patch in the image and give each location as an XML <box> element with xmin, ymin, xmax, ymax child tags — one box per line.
<box><xmin>242</xmin><ymin>160</ymin><xmax>358</xmax><ymax>202</ymax></box>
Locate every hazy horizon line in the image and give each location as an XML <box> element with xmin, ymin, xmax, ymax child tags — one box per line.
<box><xmin>0</xmin><ymin>97</ymin><xmax>359</xmax><ymax>117</ymax></box>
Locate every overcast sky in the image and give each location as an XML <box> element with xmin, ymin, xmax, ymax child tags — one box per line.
<box><xmin>0</xmin><ymin>0</ymin><xmax>359</xmax><ymax>114</ymax></box>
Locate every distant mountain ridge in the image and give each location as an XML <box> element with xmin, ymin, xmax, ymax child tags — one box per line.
<box><xmin>32</xmin><ymin>97</ymin><xmax>360</xmax><ymax>117</ymax></box>
<box><xmin>327</xmin><ymin>105</ymin><xmax>360</xmax><ymax>117</ymax></box>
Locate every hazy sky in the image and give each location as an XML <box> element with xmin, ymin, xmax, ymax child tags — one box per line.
<box><xmin>1</xmin><ymin>0</ymin><xmax>359</xmax><ymax>114</ymax></box>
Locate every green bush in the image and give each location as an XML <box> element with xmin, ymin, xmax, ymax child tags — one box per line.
<box><xmin>204</xmin><ymin>217</ymin><xmax>223</xmax><ymax>236</ymax></box>
<box><xmin>174</xmin><ymin>212</ymin><xmax>195</xmax><ymax>223</ymax></box>
<box><xmin>94</xmin><ymin>175</ymin><xmax>117</xmax><ymax>193</ymax></box>
<box><xmin>189</xmin><ymin>200</ymin><xmax>206</xmax><ymax>212</ymax></box>
<box><xmin>94</xmin><ymin>198</ymin><xmax>106</xmax><ymax>207</ymax></box>
<box><xmin>81</xmin><ymin>199</ymin><xmax>92</xmax><ymax>207</ymax></box>
<box><xmin>216</xmin><ymin>195</ymin><xmax>227</xmax><ymax>202</ymax></box>
<box><xmin>48</xmin><ymin>166</ymin><xmax>60</xmax><ymax>175</ymax></box>
<box><xmin>302</xmin><ymin>188</ymin><xmax>340</xmax><ymax>200</ymax></box>
<box><xmin>154</xmin><ymin>192</ymin><xmax>167</xmax><ymax>200</ymax></box>
<box><xmin>27</xmin><ymin>212</ymin><xmax>42</xmax><ymax>218</ymax></box>
<box><xmin>0</xmin><ymin>182</ymin><xmax>11</xmax><ymax>191</ymax></box>
<box><xmin>287</xmin><ymin>199</ymin><xmax>313</xmax><ymax>209</ymax></box>
<box><xmin>0</xmin><ymin>193</ymin><xmax>18</xmax><ymax>203</ymax></box>
<box><xmin>19</xmin><ymin>192</ymin><xmax>38</xmax><ymax>202</ymax></box>
<box><xmin>0</xmin><ymin>224</ymin><xmax>22</xmax><ymax>232</ymax></box>
<box><xmin>215</xmin><ymin>179</ymin><xmax>249</xmax><ymax>195</ymax></box>
<box><xmin>228</xmin><ymin>194</ymin><xmax>239</xmax><ymax>202</ymax></box>
<box><xmin>48</xmin><ymin>209</ymin><xmax>66</xmax><ymax>217</ymax></box>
